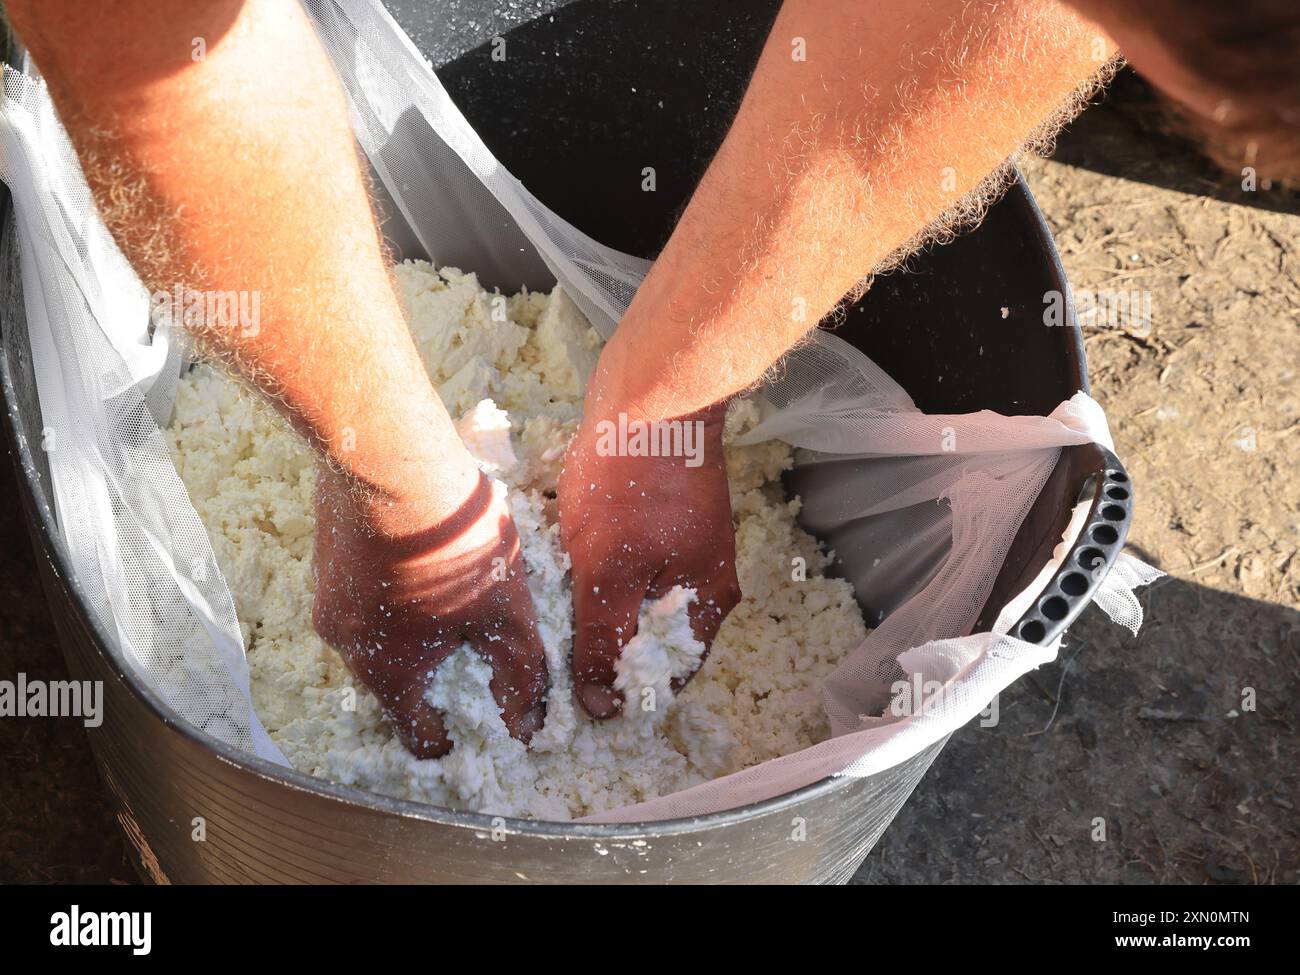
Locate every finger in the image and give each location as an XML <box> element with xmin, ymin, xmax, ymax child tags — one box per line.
<box><xmin>347</xmin><ymin>619</ymin><xmax>466</xmax><ymax>758</ymax></box>
<box><xmin>384</xmin><ymin>683</ymin><xmax>453</xmax><ymax>759</ymax></box>
<box><xmin>470</xmin><ymin>571</ymin><xmax>550</xmax><ymax>744</ymax></box>
<box><xmin>571</xmin><ymin>564</ymin><xmax>647</xmax><ymax>720</ymax></box>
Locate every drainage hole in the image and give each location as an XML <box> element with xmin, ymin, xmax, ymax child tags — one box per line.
<box><xmin>1041</xmin><ymin>596</ymin><xmax>1069</xmax><ymax>621</ymax></box>
<box><xmin>1092</xmin><ymin>524</ymin><xmax>1119</xmax><ymax>545</ymax></box>
<box><xmin>1020</xmin><ymin>619</ymin><xmax>1046</xmax><ymax>643</ymax></box>
<box><xmin>1060</xmin><ymin>572</ymin><xmax>1089</xmax><ymax>596</ymax></box>
<box><xmin>1077</xmin><ymin>547</ymin><xmax>1105</xmax><ymax>571</ymax></box>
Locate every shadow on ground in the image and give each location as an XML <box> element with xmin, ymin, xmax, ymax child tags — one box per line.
<box><xmin>1050</xmin><ymin>68</ymin><xmax>1300</xmax><ymax>218</ymax></box>
<box><xmin>854</xmin><ymin>566</ymin><xmax>1299</xmax><ymax>885</ymax></box>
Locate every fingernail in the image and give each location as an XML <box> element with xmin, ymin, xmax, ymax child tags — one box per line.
<box><xmin>578</xmin><ymin>682</ymin><xmax>622</xmax><ymax>719</ymax></box>
<box><xmin>400</xmin><ymin>725</ymin><xmax>452</xmax><ymax>760</ymax></box>
<box><xmin>516</xmin><ymin>704</ymin><xmax>546</xmax><ymax>742</ymax></box>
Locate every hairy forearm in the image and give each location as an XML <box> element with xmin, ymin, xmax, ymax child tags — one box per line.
<box><xmin>8</xmin><ymin>0</ymin><xmax>476</xmax><ymax>513</ymax></box>
<box><xmin>595</xmin><ymin>0</ymin><xmax>1116</xmax><ymax>421</ymax></box>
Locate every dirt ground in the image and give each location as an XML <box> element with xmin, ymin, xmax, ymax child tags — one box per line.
<box><xmin>0</xmin><ymin>71</ymin><xmax>1295</xmax><ymax>885</ymax></box>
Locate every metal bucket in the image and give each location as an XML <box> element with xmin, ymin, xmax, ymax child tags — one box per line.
<box><xmin>0</xmin><ymin>0</ymin><xmax>1132</xmax><ymax>883</ymax></box>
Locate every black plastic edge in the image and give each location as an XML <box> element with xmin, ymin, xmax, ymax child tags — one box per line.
<box><xmin>1008</xmin><ymin>446</ymin><xmax>1133</xmax><ymax>646</ymax></box>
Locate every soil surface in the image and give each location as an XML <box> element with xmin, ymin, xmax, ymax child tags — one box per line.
<box><xmin>0</xmin><ymin>71</ymin><xmax>1295</xmax><ymax>885</ymax></box>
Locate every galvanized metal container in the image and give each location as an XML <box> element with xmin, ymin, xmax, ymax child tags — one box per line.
<box><xmin>0</xmin><ymin>0</ymin><xmax>1132</xmax><ymax>883</ymax></box>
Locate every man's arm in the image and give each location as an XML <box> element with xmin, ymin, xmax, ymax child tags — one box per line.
<box><xmin>562</xmin><ymin>0</ymin><xmax>1117</xmax><ymax>716</ymax></box>
<box><xmin>594</xmin><ymin>0</ymin><xmax>1115</xmax><ymax>422</ymax></box>
<box><xmin>6</xmin><ymin>0</ymin><xmax>547</xmax><ymax>754</ymax></box>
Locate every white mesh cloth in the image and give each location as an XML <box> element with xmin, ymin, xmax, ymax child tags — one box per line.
<box><xmin>0</xmin><ymin>66</ymin><xmax>285</xmax><ymax>764</ymax></box>
<box><xmin>0</xmin><ymin>0</ymin><xmax>1160</xmax><ymax>823</ymax></box>
<box><xmin>1093</xmin><ymin>551</ymin><xmax>1164</xmax><ymax>635</ymax></box>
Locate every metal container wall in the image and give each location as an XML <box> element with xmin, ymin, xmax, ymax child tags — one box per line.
<box><xmin>3</xmin><ymin>396</ymin><xmax>942</xmax><ymax>882</ymax></box>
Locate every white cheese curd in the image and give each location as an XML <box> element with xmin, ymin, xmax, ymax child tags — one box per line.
<box><xmin>166</xmin><ymin>261</ymin><xmax>868</xmax><ymax>819</ymax></box>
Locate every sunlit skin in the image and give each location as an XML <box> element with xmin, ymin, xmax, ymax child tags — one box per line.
<box><xmin>8</xmin><ymin>0</ymin><xmax>546</xmax><ymax>756</ymax></box>
<box><xmin>565</xmin><ymin>0</ymin><xmax>1116</xmax><ymax>712</ymax></box>
<box><xmin>22</xmin><ymin>0</ymin><xmax>1259</xmax><ymax>742</ymax></box>
<box><xmin>559</xmin><ymin>404</ymin><xmax>737</xmax><ymax>718</ymax></box>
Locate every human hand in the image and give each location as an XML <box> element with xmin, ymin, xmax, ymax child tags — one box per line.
<box><xmin>558</xmin><ymin>401</ymin><xmax>740</xmax><ymax>719</ymax></box>
<box><xmin>312</xmin><ymin>459</ymin><xmax>548</xmax><ymax>757</ymax></box>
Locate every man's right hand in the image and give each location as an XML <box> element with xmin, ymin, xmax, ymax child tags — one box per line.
<box><xmin>312</xmin><ymin>460</ymin><xmax>548</xmax><ymax>758</ymax></box>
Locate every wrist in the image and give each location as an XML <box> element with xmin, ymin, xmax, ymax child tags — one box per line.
<box><xmin>318</xmin><ymin>450</ymin><xmax>487</xmax><ymax>541</ymax></box>
<box><xmin>587</xmin><ymin>333</ymin><xmax>733</xmax><ymax>426</ymax></box>
<box><xmin>317</xmin><ymin>406</ymin><xmax>482</xmax><ymax>528</ymax></box>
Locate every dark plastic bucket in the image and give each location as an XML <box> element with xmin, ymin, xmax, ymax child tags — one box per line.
<box><xmin>0</xmin><ymin>0</ymin><xmax>1131</xmax><ymax>883</ymax></box>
